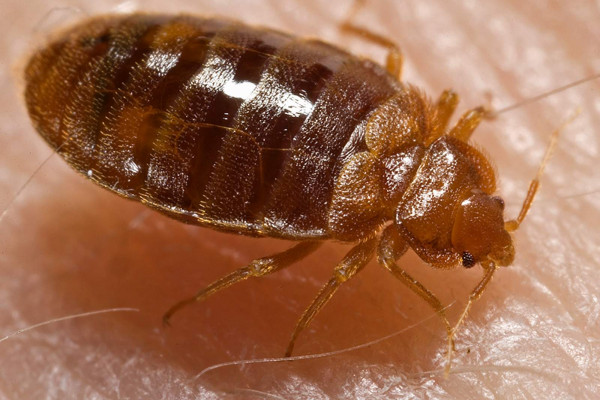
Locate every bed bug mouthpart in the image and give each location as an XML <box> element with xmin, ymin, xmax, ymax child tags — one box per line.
<box><xmin>23</xmin><ymin>7</ymin><xmax>577</xmax><ymax>374</ymax></box>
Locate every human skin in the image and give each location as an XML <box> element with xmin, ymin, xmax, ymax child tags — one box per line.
<box><xmin>1</xmin><ymin>0</ymin><xmax>599</xmax><ymax>398</ymax></box>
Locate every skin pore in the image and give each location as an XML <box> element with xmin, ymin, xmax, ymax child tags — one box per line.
<box><xmin>1</xmin><ymin>0</ymin><xmax>599</xmax><ymax>398</ymax></box>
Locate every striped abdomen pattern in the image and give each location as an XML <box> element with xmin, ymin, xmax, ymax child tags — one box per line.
<box><xmin>25</xmin><ymin>14</ymin><xmax>400</xmax><ymax>239</ymax></box>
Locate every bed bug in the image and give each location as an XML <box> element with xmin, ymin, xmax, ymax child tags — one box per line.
<box><xmin>23</xmin><ymin>7</ymin><xmax>562</xmax><ymax>372</ymax></box>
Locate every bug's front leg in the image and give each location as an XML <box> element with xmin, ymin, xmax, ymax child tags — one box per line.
<box><xmin>377</xmin><ymin>225</ymin><xmax>454</xmax><ymax>370</ymax></box>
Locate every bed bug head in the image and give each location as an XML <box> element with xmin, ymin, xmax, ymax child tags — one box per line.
<box><xmin>451</xmin><ymin>190</ymin><xmax>514</xmax><ymax>268</ymax></box>
<box><xmin>449</xmin><ymin>105</ymin><xmax>576</xmax><ymax>270</ymax></box>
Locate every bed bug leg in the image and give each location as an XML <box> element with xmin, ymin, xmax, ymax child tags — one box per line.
<box><xmin>162</xmin><ymin>241</ymin><xmax>322</xmax><ymax>326</ymax></box>
<box><xmin>377</xmin><ymin>225</ymin><xmax>454</xmax><ymax>369</ymax></box>
<box><xmin>285</xmin><ymin>237</ymin><xmax>377</xmax><ymax>357</ymax></box>
<box><xmin>446</xmin><ymin>261</ymin><xmax>497</xmax><ymax>376</ymax></box>
<box><xmin>428</xmin><ymin>89</ymin><xmax>460</xmax><ymax>143</ymax></box>
<box><xmin>340</xmin><ymin>0</ymin><xmax>403</xmax><ymax>78</ymax></box>
<box><xmin>448</xmin><ymin>106</ymin><xmax>486</xmax><ymax>142</ymax></box>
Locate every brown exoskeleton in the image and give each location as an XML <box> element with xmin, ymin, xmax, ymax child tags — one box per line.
<box><xmin>23</xmin><ymin>3</ymin><xmax>569</xmax><ymax>373</ymax></box>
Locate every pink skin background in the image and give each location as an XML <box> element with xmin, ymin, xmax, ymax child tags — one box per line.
<box><xmin>1</xmin><ymin>0</ymin><xmax>599</xmax><ymax>398</ymax></box>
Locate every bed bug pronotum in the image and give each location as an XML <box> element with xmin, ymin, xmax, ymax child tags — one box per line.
<box><xmin>23</xmin><ymin>3</ymin><xmax>572</xmax><ymax>373</ymax></box>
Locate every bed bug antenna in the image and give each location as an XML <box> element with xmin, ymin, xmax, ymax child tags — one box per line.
<box><xmin>484</xmin><ymin>73</ymin><xmax>599</xmax><ymax>118</ymax></box>
<box><xmin>504</xmin><ymin>107</ymin><xmax>581</xmax><ymax>232</ymax></box>
<box><xmin>444</xmin><ymin>107</ymin><xmax>582</xmax><ymax>378</ymax></box>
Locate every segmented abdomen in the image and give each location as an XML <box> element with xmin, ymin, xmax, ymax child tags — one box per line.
<box><xmin>25</xmin><ymin>14</ymin><xmax>400</xmax><ymax>239</ymax></box>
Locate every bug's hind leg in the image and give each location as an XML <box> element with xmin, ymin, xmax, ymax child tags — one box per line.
<box><xmin>340</xmin><ymin>0</ymin><xmax>403</xmax><ymax>78</ymax></box>
<box><xmin>163</xmin><ymin>241</ymin><xmax>321</xmax><ymax>325</ymax></box>
<box><xmin>377</xmin><ymin>226</ymin><xmax>454</xmax><ymax>370</ymax></box>
<box><xmin>285</xmin><ymin>237</ymin><xmax>378</xmax><ymax>357</ymax></box>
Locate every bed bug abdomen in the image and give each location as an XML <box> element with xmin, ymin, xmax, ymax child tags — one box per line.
<box><xmin>25</xmin><ymin>14</ymin><xmax>400</xmax><ymax>239</ymax></box>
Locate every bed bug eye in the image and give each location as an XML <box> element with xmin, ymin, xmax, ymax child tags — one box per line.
<box><xmin>462</xmin><ymin>251</ymin><xmax>475</xmax><ymax>268</ymax></box>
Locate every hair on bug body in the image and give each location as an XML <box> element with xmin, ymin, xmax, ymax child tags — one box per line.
<box><xmin>19</xmin><ymin>0</ymin><xmax>594</xmax><ymax>378</ymax></box>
